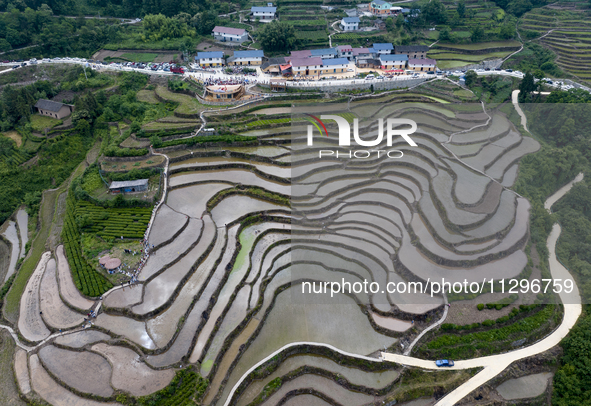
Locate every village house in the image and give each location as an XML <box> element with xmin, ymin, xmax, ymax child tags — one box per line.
<box><xmin>212</xmin><ymin>26</ymin><xmax>248</xmax><ymax>43</ymax></box>
<box><xmin>340</xmin><ymin>16</ymin><xmax>360</xmax><ymax>31</ymax></box>
<box><xmin>320</xmin><ymin>58</ymin><xmax>351</xmax><ymax>74</ymax></box>
<box><xmin>195</xmin><ymin>51</ymin><xmax>225</xmax><ymax>67</ymax></box>
<box><xmin>251</xmin><ymin>6</ymin><xmax>277</xmax><ymax>21</ymax></box>
<box><xmin>371</xmin><ymin>43</ymin><xmax>394</xmax><ymax>56</ymax></box>
<box><xmin>336</xmin><ymin>45</ymin><xmax>354</xmax><ymax>60</ymax></box>
<box><xmin>289</xmin><ymin>57</ymin><xmax>323</xmax><ymax>76</ymax></box>
<box><xmin>109</xmin><ymin>179</ymin><xmax>149</xmax><ymax>194</ymax></box>
<box><xmin>34</xmin><ymin>99</ymin><xmax>74</xmax><ymax>119</ymax></box>
<box><xmin>380</xmin><ymin>54</ymin><xmax>408</xmax><ymax>69</ymax></box>
<box><xmin>395</xmin><ymin>45</ymin><xmax>429</xmax><ymax>59</ymax></box>
<box><xmin>408</xmin><ymin>58</ymin><xmax>437</xmax><ymax>71</ymax></box>
<box><xmin>369</xmin><ymin>0</ymin><xmax>392</xmax><ymax>15</ymax></box>
<box><xmin>228</xmin><ymin>50</ymin><xmax>265</xmax><ymax>66</ymax></box>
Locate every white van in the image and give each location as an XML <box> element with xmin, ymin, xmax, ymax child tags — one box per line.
<box><xmin>365</xmin><ymin>74</ymin><xmax>375</xmax><ymax>80</ymax></box>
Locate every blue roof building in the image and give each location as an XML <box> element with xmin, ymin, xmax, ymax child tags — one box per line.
<box><xmin>322</xmin><ymin>58</ymin><xmax>350</xmax><ymax>66</ymax></box>
<box><xmin>310</xmin><ymin>48</ymin><xmax>338</xmax><ymax>58</ymax></box>
<box><xmin>196</xmin><ymin>51</ymin><xmax>225</xmax><ymax>59</ymax></box>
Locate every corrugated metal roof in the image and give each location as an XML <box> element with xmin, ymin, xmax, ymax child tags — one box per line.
<box><xmin>212</xmin><ymin>26</ymin><xmax>246</xmax><ymax>35</ymax></box>
<box><xmin>34</xmin><ymin>99</ymin><xmax>66</xmax><ymax>112</ymax></box>
<box><xmin>380</xmin><ymin>54</ymin><xmax>408</xmax><ymax>61</ymax></box>
<box><xmin>290</xmin><ymin>57</ymin><xmax>322</xmax><ymax>67</ymax></box>
<box><xmin>233</xmin><ymin>50</ymin><xmax>264</xmax><ymax>58</ymax></box>
<box><xmin>109</xmin><ymin>179</ymin><xmax>149</xmax><ymax>189</ymax></box>
<box><xmin>290</xmin><ymin>50</ymin><xmax>311</xmax><ymax>58</ymax></box>
<box><xmin>251</xmin><ymin>6</ymin><xmax>277</xmax><ymax>12</ymax></box>
<box><xmin>372</xmin><ymin>43</ymin><xmax>394</xmax><ymax>50</ymax></box>
<box><xmin>310</xmin><ymin>48</ymin><xmax>337</xmax><ymax>56</ymax></box>
<box><xmin>196</xmin><ymin>52</ymin><xmax>225</xmax><ymax>59</ymax></box>
<box><xmin>395</xmin><ymin>45</ymin><xmax>429</xmax><ymax>53</ymax></box>
<box><xmin>342</xmin><ymin>17</ymin><xmax>360</xmax><ymax>23</ymax></box>
<box><xmin>322</xmin><ymin>58</ymin><xmax>350</xmax><ymax>66</ymax></box>
<box><xmin>408</xmin><ymin>58</ymin><xmax>436</xmax><ymax>65</ymax></box>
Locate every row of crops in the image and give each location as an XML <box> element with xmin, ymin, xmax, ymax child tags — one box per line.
<box><xmin>135</xmin><ymin>368</ymin><xmax>208</xmax><ymax>406</ymax></box>
<box><xmin>62</xmin><ymin>195</ymin><xmax>113</xmax><ymax>297</ymax></box>
<box><xmin>0</xmin><ymin>149</ymin><xmax>31</xmax><ymax>166</ymax></box>
<box><xmin>75</xmin><ymin>200</ymin><xmax>152</xmax><ymax>240</ymax></box>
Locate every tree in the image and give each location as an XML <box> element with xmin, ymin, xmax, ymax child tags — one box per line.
<box><xmin>422</xmin><ymin>0</ymin><xmax>447</xmax><ymax>24</ymax></box>
<box><xmin>150</xmin><ymin>135</ymin><xmax>162</xmax><ymax>148</ymax></box>
<box><xmin>395</xmin><ymin>13</ymin><xmax>404</xmax><ymax>28</ymax></box>
<box><xmin>457</xmin><ymin>0</ymin><xmax>466</xmax><ymax>18</ymax></box>
<box><xmin>191</xmin><ymin>11</ymin><xmax>217</xmax><ymax>36</ymax></box>
<box><xmin>464</xmin><ymin>70</ymin><xmax>478</xmax><ymax>87</ymax></box>
<box><xmin>258</xmin><ymin>21</ymin><xmax>297</xmax><ymax>53</ymax></box>
<box><xmin>500</xmin><ymin>22</ymin><xmax>515</xmax><ymax>39</ymax></box>
<box><xmin>439</xmin><ymin>28</ymin><xmax>451</xmax><ymax>42</ymax></box>
<box><xmin>385</xmin><ymin>17</ymin><xmax>394</xmax><ymax>32</ymax></box>
<box><xmin>75</xmin><ymin>119</ymin><xmax>91</xmax><ymax>137</ymax></box>
<box><xmin>507</xmin><ymin>0</ymin><xmax>533</xmax><ymax>17</ymax></box>
<box><xmin>470</xmin><ymin>26</ymin><xmax>484</xmax><ymax>42</ymax></box>
<box><xmin>518</xmin><ymin>72</ymin><xmax>536</xmax><ymax>101</ymax></box>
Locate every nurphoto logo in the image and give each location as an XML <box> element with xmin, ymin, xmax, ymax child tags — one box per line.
<box><xmin>305</xmin><ymin>114</ymin><xmax>418</xmax><ymax>159</ymax></box>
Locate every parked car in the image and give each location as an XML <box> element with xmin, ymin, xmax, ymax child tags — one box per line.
<box><xmin>436</xmin><ymin>360</ymin><xmax>454</xmax><ymax>367</ymax></box>
<box><xmin>365</xmin><ymin>74</ymin><xmax>375</xmax><ymax>80</ymax></box>
<box><xmin>505</xmin><ymin>69</ymin><xmax>513</xmax><ymax>72</ymax></box>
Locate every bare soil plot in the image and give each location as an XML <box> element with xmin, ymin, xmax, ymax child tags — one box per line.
<box><xmin>38</xmin><ymin>345</ymin><xmax>114</xmax><ymax>397</ymax></box>
<box><xmin>29</xmin><ymin>354</ymin><xmax>118</xmax><ymax>406</ymax></box>
<box><xmin>91</xmin><ymin>343</ymin><xmax>175</xmax><ymax>397</ymax></box>
<box><xmin>56</xmin><ymin>245</ymin><xmax>95</xmax><ymax>311</ymax></box>
<box><xmin>54</xmin><ymin>330</ymin><xmax>111</xmax><ymax>349</ymax></box>
<box><xmin>18</xmin><ymin>251</ymin><xmax>51</xmax><ymax>342</ymax></box>
<box><xmin>39</xmin><ymin>258</ymin><xmax>84</xmax><ymax>329</ymax></box>
<box><xmin>371</xmin><ymin>313</ymin><xmax>412</xmax><ymax>332</ymax></box>
<box><xmin>2</xmin><ymin>130</ymin><xmax>22</xmax><ymax>147</ymax></box>
<box><xmin>148</xmin><ymin>204</ymin><xmax>188</xmax><ymax>248</ymax></box>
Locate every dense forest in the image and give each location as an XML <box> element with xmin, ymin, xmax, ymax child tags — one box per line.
<box><xmin>0</xmin><ymin>0</ymin><xmax>245</xmax><ymax>18</ymax></box>
<box><xmin>512</xmin><ymin>89</ymin><xmax>591</xmax><ymax>405</ymax></box>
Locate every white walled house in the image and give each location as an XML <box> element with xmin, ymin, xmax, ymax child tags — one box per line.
<box><xmin>228</xmin><ymin>50</ymin><xmax>265</xmax><ymax>66</ymax></box>
<box><xmin>289</xmin><ymin>57</ymin><xmax>323</xmax><ymax>76</ymax></box>
<box><xmin>212</xmin><ymin>26</ymin><xmax>248</xmax><ymax>43</ymax></box>
<box><xmin>380</xmin><ymin>54</ymin><xmax>408</xmax><ymax>69</ymax></box>
<box><xmin>336</xmin><ymin>45</ymin><xmax>353</xmax><ymax>59</ymax></box>
<box><xmin>251</xmin><ymin>6</ymin><xmax>277</xmax><ymax>21</ymax></box>
<box><xmin>321</xmin><ymin>58</ymin><xmax>350</xmax><ymax>74</ymax></box>
<box><xmin>371</xmin><ymin>43</ymin><xmax>394</xmax><ymax>56</ymax></box>
<box><xmin>340</xmin><ymin>16</ymin><xmax>360</xmax><ymax>31</ymax></box>
<box><xmin>408</xmin><ymin>58</ymin><xmax>436</xmax><ymax>71</ymax></box>
<box><xmin>196</xmin><ymin>51</ymin><xmax>225</xmax><ymax>67</ymax></box>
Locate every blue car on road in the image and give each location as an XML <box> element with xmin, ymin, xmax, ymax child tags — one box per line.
<box><xmin>436</xmin><ymin>359</ymin><xmax>454</xmax><ymax>367</ymax></box>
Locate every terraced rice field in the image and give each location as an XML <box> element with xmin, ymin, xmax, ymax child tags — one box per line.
<box><xmin>521</xmin><ymin>8</ymin><xmax>591</xmax><ymax>82</ymax></box>
<box><xmin>9</xmin><ymin>99</ymin><xmax>543</xmax><ymax>405</ymax></box>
